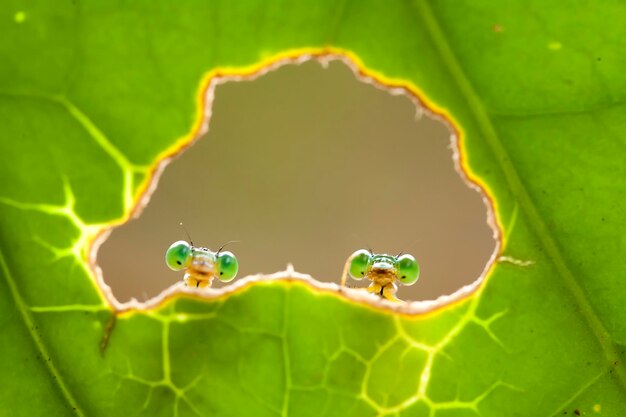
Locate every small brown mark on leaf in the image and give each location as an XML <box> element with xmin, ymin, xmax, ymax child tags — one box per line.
<box><xmin>99</xmin><ymin>314</ymin><xmax>117</xmax><ymax>356</ymax></box>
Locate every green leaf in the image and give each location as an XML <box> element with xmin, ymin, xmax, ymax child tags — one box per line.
<box><xmin>1</xmin><ymin>1</ymin><xmax>624</xmax><ymax>416</ymax></box>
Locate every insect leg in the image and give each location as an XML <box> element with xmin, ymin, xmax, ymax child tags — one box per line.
<box><xmin>367</xmin><ymin>282</ymin><xmax>383</xmax><ymax>295</ymax></box>
<box><xmin>339</xmin><ymin>255</ymin><xmax>352</xmax><ymax>289</ymax></box>
<box><xmin>381</xmin><ymin>283</ymin><xmax>401</xmax><ymax>302</ymax></box>
<box><xmin>184</xmin><ymin>274</ymin><xmax>199</xmax><ymax>288</ymax></box>
<box><xmin>197</xmin><ymin>279</ymin><xmax>211</xmax><ymax>289</ymax></box>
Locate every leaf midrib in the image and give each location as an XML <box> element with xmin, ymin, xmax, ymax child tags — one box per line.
<box><xmin>412</xmin><ymin>0</ymin><xmax>626</xmax><ymax>388</ymax></box>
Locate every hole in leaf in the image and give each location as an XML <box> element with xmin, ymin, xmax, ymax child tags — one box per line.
<box><xmin>98</xmin><ymin>60</ymin><xmax>495</xmax><ymax>303</ymax></box>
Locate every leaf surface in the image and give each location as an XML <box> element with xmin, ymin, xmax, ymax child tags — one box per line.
<box><xmin>1</xmin><ymin>1</ymin><xmax>625</xmax><ymax>416</ymax></box>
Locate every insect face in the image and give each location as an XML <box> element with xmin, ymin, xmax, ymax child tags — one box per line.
<box><xmin>342</xmin><ymin>249</ymin><xmax>420</xmax><ymax>302</ymax></box>
<box><xmin>369</xmin><ymin>254</ymin><xmax>397</xmax><ymax>272</ymax></box>
<box><xmin>189</xmin><ymin>247</ymin><xmax>218</xmax><ymax>275</ymax></box>
<box><xmin>367</xmin><ymin>254</ymin><xmax>398</xmax><ymax>286</ymax></box>
<box><xmin>165</xmin><ymin>240</ymin><xmax>239</xmax><ymax>288</ymax></box>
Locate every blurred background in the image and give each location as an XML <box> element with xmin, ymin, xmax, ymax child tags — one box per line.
<box><xmin>98</xmin><ymin>60</ymin><xmax>494</xmax><ymax>303</ymax></box>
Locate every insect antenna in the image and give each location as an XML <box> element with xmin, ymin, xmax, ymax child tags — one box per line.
<box><xmin>216</xmin><ymin>240</ymin><xmax>240</xmax><ymax>255</ymax></box>
<box><xmin>395</xmin><ymin>252</ymin><xmax>404</xmax><ymax>259</ymax></box>
<box><xmin>179</xmin><ymin>222</ymin><xmax>194</xmax><ymax>247</ymax></box>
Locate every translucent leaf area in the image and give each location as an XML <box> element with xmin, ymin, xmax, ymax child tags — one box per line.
<box><xmin>1</xmin><ymin>1</ymin><xmax>625</xmax><ymax>416</ymax></box>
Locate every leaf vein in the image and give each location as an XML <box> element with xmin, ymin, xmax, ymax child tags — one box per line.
<box><xmin>414</xmin><ymin>0</ymin><xmax>626</xmax><ymax>391</ymax></box>
<box><xmin>0</xmin><ymin>250</ymin><xmax>86</xmax><ymax>416</ymax></box>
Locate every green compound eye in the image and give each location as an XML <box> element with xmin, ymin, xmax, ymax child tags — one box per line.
<box><xmin>216</xmin><ymin>251</ymin><xmax>238</xmax><ymax>282</ymax></box>
<box><xmin>396</xmin><ymin>254</ymin><xmax>420</xmax><ymax>285</ymax></box>
<box><xmin>348</xmin><ymin>249</ymin><xmax>371</xmax><ymax>280</ymax></box>
<box><xmin>165</xmin><ymin>241</ymin><xmax>192</xmax><ymax>271</ymax></box>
